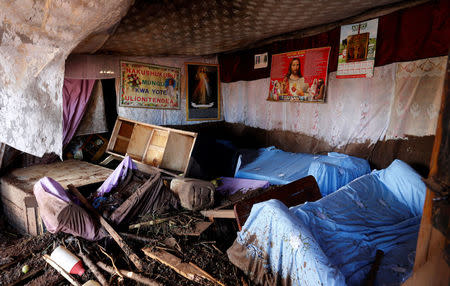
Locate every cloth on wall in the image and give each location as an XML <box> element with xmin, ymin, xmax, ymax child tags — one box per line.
<box><xmin>222</xmin><ymin>56</ymin><xmax>447</xmax><ymax>150</ymax></box>
<box><xmin>386</xmin><ymin>57</ymin><xmax>446</xmax><ymax>139</ymax></box>
<box><xmin>75</xmin><ymin>80</ymin><xmax>109</xmax><ymax>136</ymax></box>
<box><xmin>63</xmin><ymin>79</ymin><xmax>96</xmax><ymax>146</ymax></box>
<box><xmin>0</xmin><ymin>1</ymin><xmax>133</xmax><ymax>157</ymax></box>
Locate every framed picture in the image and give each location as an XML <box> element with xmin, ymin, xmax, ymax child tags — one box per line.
<box><xmin>119</xmin><ymin>61</ymin><xmax>181</xmax><ymax>109</ymax></box>
<box><xmin>185</xmin><ymin>63</ymin><xmax>221</xmax><ymax>121</ymax></box>
<box><xmin>268</xmin><ymin>47</ymin><xmax>331</xmax><ymax>103</ymax></box>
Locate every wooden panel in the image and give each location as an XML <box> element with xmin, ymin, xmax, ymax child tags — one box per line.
<box><xmin>160</xmin><ymin>132</ymin><xmax>195</xmax><ymax>173</ymax></box>
<box><xmin>113</xmin><ymin>138</ymin><xmax>129</xmax><ymax>154</ymax></box>
<box><xmin>126</xmin><ymin>125</ymin><xmax>153</xmax><ymax>159</ymax></box>
<box><xmin>150</xmin><ymin>130</ymin><xmax>169</xmax><ymax>147</ymax></box>
<box><xmin>118</xmin><ymin>121</ymin><xmax>134</xmax><ymax>138</ymax></box>
<box><xmin>234</xmin><ymin>175</ymin><xmax>322</xmax><ymax>230</ymax></box>
<box><xmin>143</xmin><ymin>147</ymin><xmax>165</xmax><ymax>167</ymax></box>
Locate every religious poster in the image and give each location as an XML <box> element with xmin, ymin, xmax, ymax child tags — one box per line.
<box><xmin>268</xmin><ymin>47</ymin><xmax>331</xmax><ymax>103</ymax></box>
<box><xmin>185</xmin><ymin>63</ymin><xmax>220</xmax><ymax>121</ymax></box>
<box><xmin>337</xmin><ymin>18</ymin><xmax>378</xmax><ymax>78</ymax></box>
<box><xmin>119</xmin><ymin>61</ymin><xmax>181</xmax><ymax>109</ymax></box>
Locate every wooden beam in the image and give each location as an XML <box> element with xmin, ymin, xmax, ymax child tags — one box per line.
<box><xmin>173</xmin><ymin>221</ymin><xmax>213</xmax><ymax>236</ymax></box>
<box><xmin>67</xmin><ymin>184</ymin><xmax>143</xmax><ymax>271</ymax></box>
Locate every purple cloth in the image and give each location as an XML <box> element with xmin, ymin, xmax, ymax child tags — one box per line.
<box><xmin>96</xmin><ymin>156</ymin><xmax>136</xmax><ymax>197</ymax></box>
<box><xmin>63</xmin><ymin>79</ymin><xmax>96</xmax><ymax>146</ymax></box>
<box><xmin>216</xmin><ymin>177</ymin><xmax>270</xmax><ymax>196</ymax></box>
<box><xmin>38</xmin><ymin>176</ymin><xmax>71</xmax><ymax>203</ymax></box>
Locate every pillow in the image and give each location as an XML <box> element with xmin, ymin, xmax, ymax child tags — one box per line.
<box><xmin>375</xmin><ymin>159</ymin><xmax>426</xmax><ymax>217</ymax></box>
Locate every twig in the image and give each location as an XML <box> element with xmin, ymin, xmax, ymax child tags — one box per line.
<box><xmin>42</xmin><ymin>254</ymin><xmax>81</xmax><ymax>286</ymax></box>
<box><xmin>98</xmin><ymin>245</ymin><xmax>123</xmax><ymax>279</ymax></box>
<box><xmin>96</xmin><ymin>262</ymin><xmax>162</xmax><ymax>286</ymax></box>
<box><xmin>211</xmin><ymin>244</ymin><xmax>223</xmax><ymax>255</ymax></box>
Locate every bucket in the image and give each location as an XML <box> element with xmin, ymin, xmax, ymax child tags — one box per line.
<box><xmin>50</xmin><ymin>245</ymin><xmax>85</xmax><ymax>276</ymax></box>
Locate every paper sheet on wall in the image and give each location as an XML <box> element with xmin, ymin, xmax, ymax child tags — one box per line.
<box><xmin>337</xmin><ymin>18</ymin><xmax>378</xmax><ymax>79</ymax></box>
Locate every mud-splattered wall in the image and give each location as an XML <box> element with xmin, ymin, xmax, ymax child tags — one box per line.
<box><xmin>0</xmin><ymin>0</ymin><xmax>133</xmax><ymax>157</ymax></box>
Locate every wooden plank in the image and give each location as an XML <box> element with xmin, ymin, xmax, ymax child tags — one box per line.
<box><xmin>160</xmin><ymin>132</ymin><xmax>195</xmax><ymax>173</ymax></box>
<box><xmin>106</xmin><ymin>119</ymin><xmax>122</xmax><ymax>152</ymax></box>
<box><xmin>200</xmin><ymin>209</ymin><xmax>235</xmax><ymax>219</ymax></box>
<box><xmin>67</xmin><ymin>185</ymin><xmax>143</xmax><ymax>271</ymax></box>
<box><xmin>141</xmin><ymin>248</ymin><xmax>225</xmax><ymax>286</ymax></box>
<box><xmin>116</xmin><ymin>116</ymin><xmax>197</xmax><ymax>137</ymax></box>
<box><xmin>234</xmin><ymin>175</ymin><xmax>322</xmax><ymax>230</ymax></box>
<box><xmin>411</xmin><ymin>51</ymin><xmax>449</xmax><ymax>273</ymax></box>
<box><xmin>127</xmin><ymin>125</ymin><xmax>153</xmax><ymax>159</ymax></box>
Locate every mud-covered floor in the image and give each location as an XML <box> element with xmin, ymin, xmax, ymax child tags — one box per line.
<box><xmin>0</xmin><ymin>210</ymin><xmax>253</xmax><ymax>286</ymax></box>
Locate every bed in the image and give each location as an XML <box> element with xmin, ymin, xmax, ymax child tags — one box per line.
<box><xmin>227</xmin><ymin>159</ymin><xmax>426</xmax><ymax>286</ymax></box>
<box><xmin>235</xmin><ymin>146</ymin><xmax>371</xmax><ymax>196</ymax></box>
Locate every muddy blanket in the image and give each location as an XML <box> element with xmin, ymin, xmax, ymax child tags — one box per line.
<box><xmin>34</xmin><ymin>177</ymin><xmax>105</xmax><ymax>241</ymax></box>
<box><xmin>227</xmin><ymin>160</ymin><xmax>425</xmax><ymax>286</ymax></box>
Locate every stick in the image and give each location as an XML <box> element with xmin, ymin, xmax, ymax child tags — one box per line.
<box><xmin>96</xmin><ymin>262</ymin><xmax>161</xmax><ymax>286</ymax></box>
<box><xmin>67</xmin><ymin>184</ymin><xmax>143</xmax><ymax>271</ymax></box>
<box><xmin>78</xmin><ymin>251</ymin><xmax>109</xmax><ymax>286</ymax></box>
<box><xmin>128</xmin><ymin>217</ymin><xmax>171</xmax><ymax>230</ymax></box>
<box><xmin>42</xmin><ymin>255</ymin><xmax>81</xmax><ymax>286</ymax></box>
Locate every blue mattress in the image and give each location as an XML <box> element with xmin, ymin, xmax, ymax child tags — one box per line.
<box><xmin>235</xmin><ymin>146</ymin><xmax>371</xmax><ymax>196</ymax></box>
<box><xmin>227</xmin><ymin>160</ymin><xmax>426</xmax><ymax>285</ymax></box>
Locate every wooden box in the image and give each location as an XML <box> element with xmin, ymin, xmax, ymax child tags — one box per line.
<box><xmin>106</xmin><ymin>117</ymin><xmax>197</xmax><ymax>176</ymax></box>
<box><xmin>0</xmin><ymin>160</ymin><xmax>113</xmax><ymax>235</ymax></box>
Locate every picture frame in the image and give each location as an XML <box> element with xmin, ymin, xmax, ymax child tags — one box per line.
<box><xmin>119</xmin><ymin>61</ymin><xmax>181</xmax><ymax>109</ymax></box>
<box><xmin>185</xmin><ymin>63</ymin><xmax>221</xmax><ymax>121</ymax></box>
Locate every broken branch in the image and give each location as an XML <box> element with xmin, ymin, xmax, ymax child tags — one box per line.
<box><xmin>96</xmin><ymin>261</ymin><xmax>161</xmax><ymax>286</ymax></box>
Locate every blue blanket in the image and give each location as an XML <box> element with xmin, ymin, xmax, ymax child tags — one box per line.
<box><xmin>227</xmin><ymin>160</ymin><xmax>425</xmax><ymax>285</ymax></box>
<box><xmin>236</xmin><ymin>147</ymin><xmax>371</xmax><ymax>196</ymax></box>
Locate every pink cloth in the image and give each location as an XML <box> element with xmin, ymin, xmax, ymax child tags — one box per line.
<box><xmin>63</xmin><ymin>79</ymin><xmax>96</xmax><ymax>146</ymax></box>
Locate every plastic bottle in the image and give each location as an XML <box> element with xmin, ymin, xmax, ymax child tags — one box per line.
<box><xmin>50</xmin><ymin>245</ymin><xmax>85</xmax><ymax>276</ymax></box>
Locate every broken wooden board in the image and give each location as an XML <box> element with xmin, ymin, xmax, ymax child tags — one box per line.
<box><xmin>234</xmin><ymin>175</ymin><xmax>322</xmax><ymax>230</ymax></box>
<box><xmin>173</xmin><ymin>221</ymin><xmax>213</xmax><ymax>236</ymax></box>
<box><xmin>142</xmin><ymin>248</ymin><xmax>225</xmax><ymax>286</ymax></box>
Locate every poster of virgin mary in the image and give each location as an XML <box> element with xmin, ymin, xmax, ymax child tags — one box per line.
<box><xmin>186</xmin><ymin>63</ymin><xmax>221</xmax><ymax>121</ymax></box>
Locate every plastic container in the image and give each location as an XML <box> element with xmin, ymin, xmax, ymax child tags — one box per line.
<box><xmin>50</xmin><ymin>246</ymin><xmax>85</xmax><ymax>276</ymax></box>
